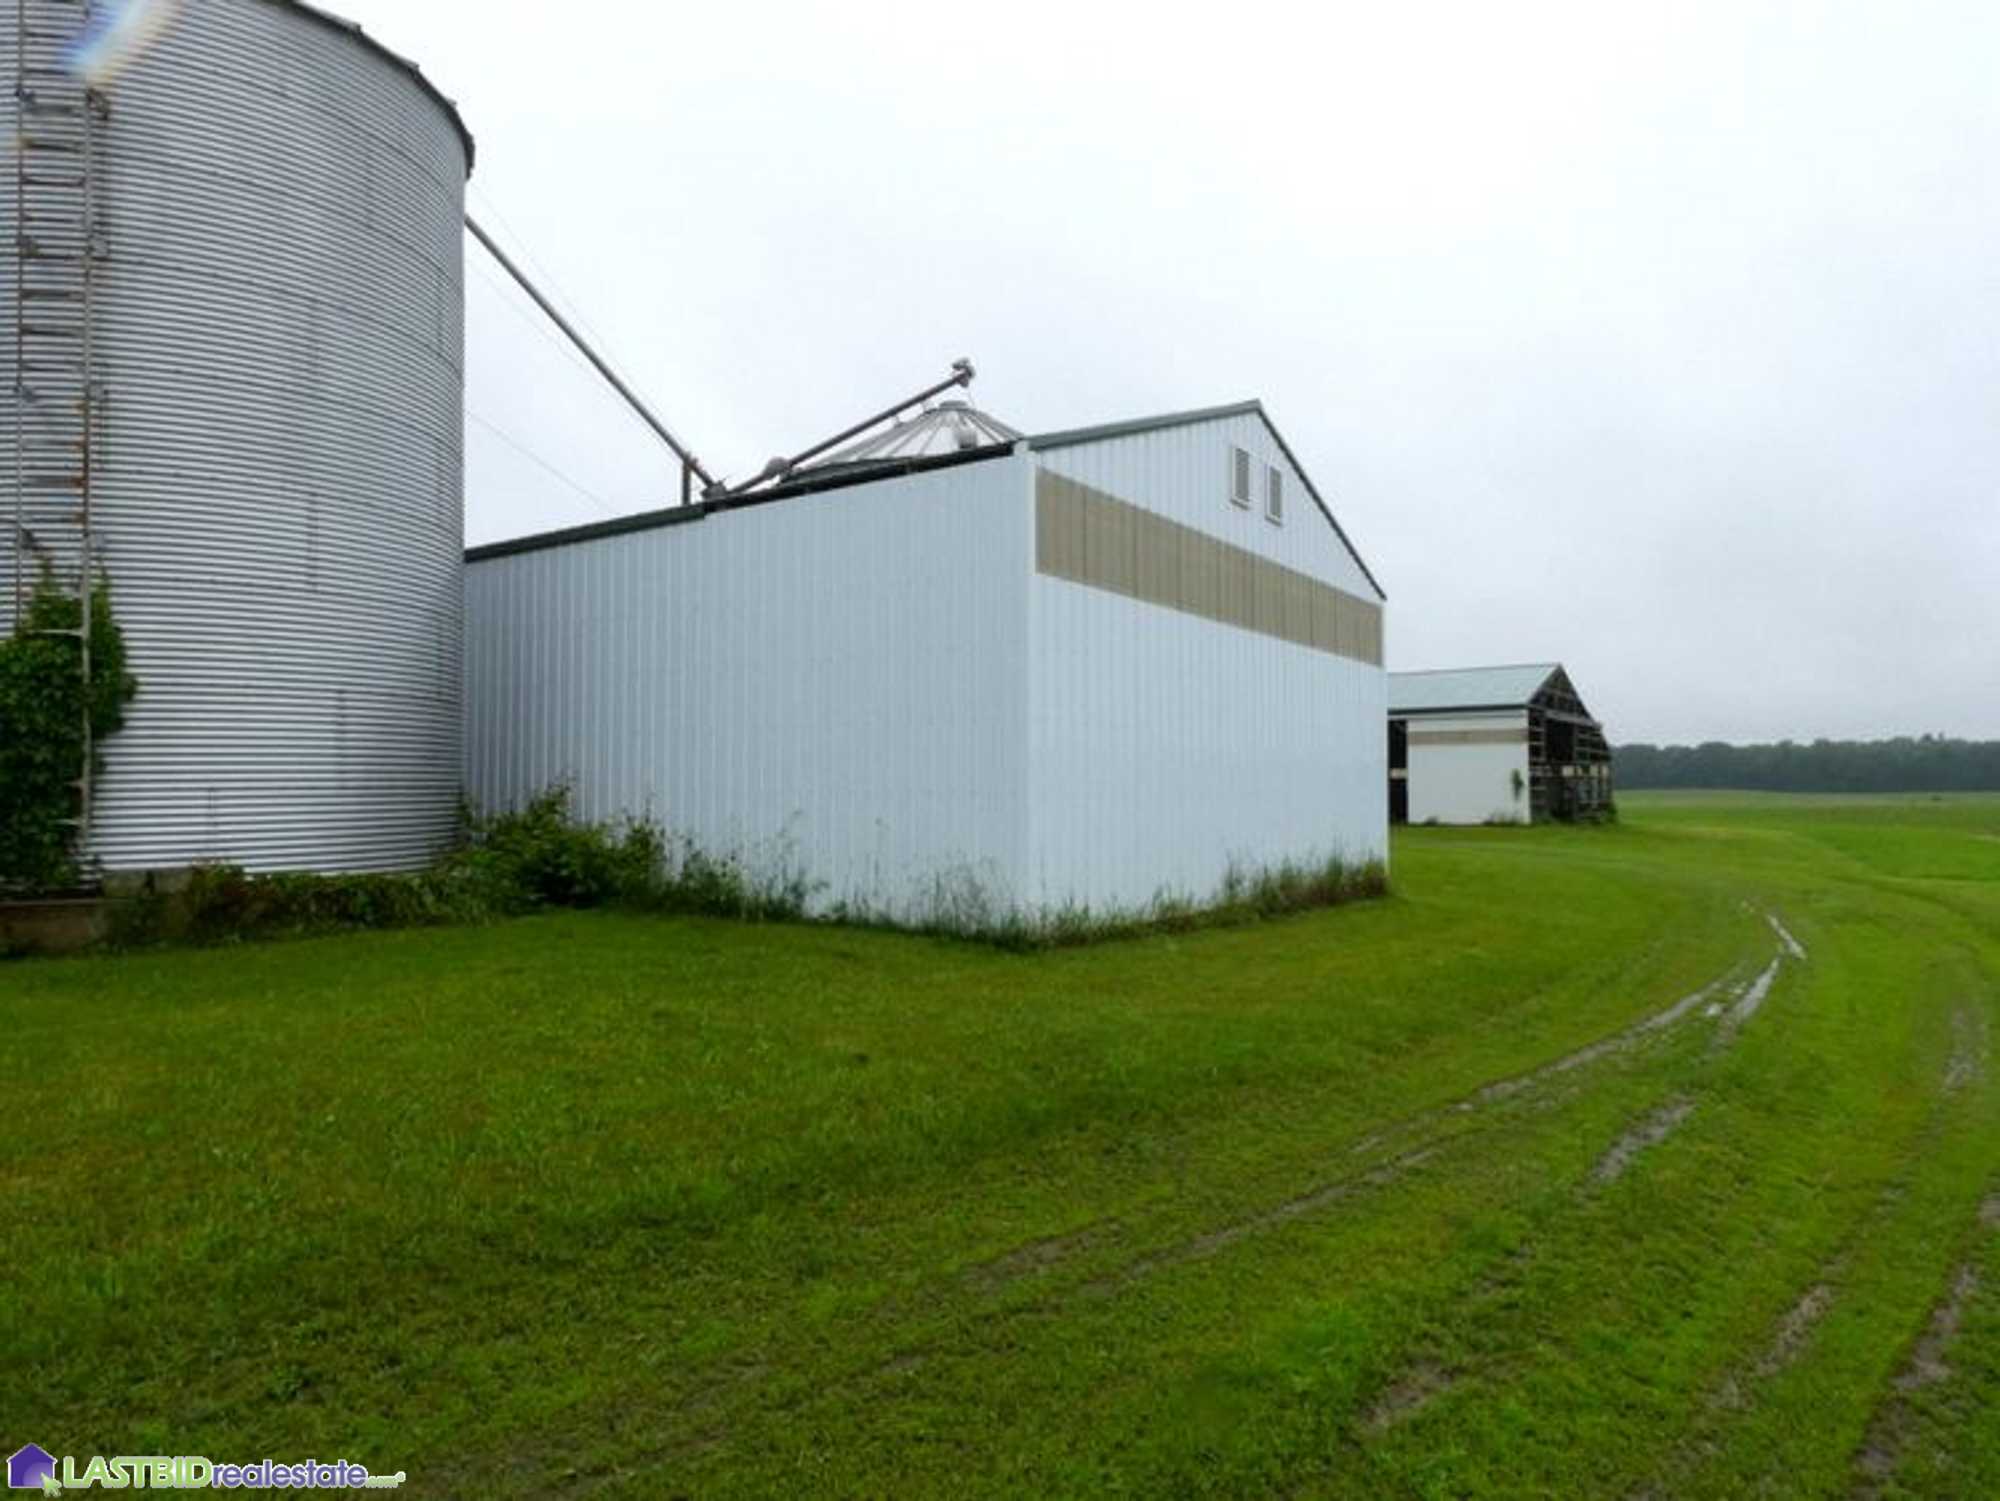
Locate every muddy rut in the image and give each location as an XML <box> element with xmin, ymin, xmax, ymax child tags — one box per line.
<box><xmin>1631</xmin><ymin>959</ymin><xmax>1986</xmax><ymax>1498</ymax></box>
<box><xmin>1851</xmin><ymin>1191</ymin><xmax>2000</xmax><ymax>1497</ymax></box>
<box><xmin>1372</xmin><ymin>916</ymin><xmax>1809</xmax><ymax>1448</ymax></box>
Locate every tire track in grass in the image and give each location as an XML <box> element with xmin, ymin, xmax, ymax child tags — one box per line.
<box><xmin>1455</xmin><ymin>971</ymin><xmax>1743</xmax><ymax>1114</ymax></box>
<box><xmin>965</xmin><ymin>967</ymin><xmax>1750</xmax><ymax>1299</ymax></box>
<box><xmin>671</xmin><ymin>956</ymin><xmax>1780</xmax><ymax>1475</ymax></box>
<box><xmin>964</xmin><ymin>1223</ymin><xmax>1120</xmax><ymax>1295</ymax></box>
<box><xmin>1944</xmin><ymin>1004</ymin><xmax>1987</xmax><ymax>1094</ymax></box>
<box><xmin>605</xmin><ymin>967</ymin><xmax>1761</xmax><ymax>1492</ymax></box>
<box><xmin>1632</xmin><ymin>976</ymin><xmax>1985</xmax><ymax>1497</ymax></box>
<box><xmin>1596</xmin><ymin>922</ymin><xmax>1797</xmax><ymax>1188</ymax></box>
<box><xmin>1363</xmin><ymin>965</ymin><xmax>1765</xmax><ymax>1436</ymax></box>
<box><xmin>1850</xmin><ymin>1191</ymin><xmax>2000</xmax><ymax>1498</ymax></box>
<box><xmin>1750</xmin><ymin>1282</ymin><xmax>1837</xmax><ymax>1381</ymax></box>
<box><xmin>1591</xmin><ymin>1096</ymin><xmax>1696</xmax><ymax>1182</ymax></box>
<box><xmin>1711</xmin><ymin>956</ymin><xmax>1784</xmax><ymax>1051</ymax></box>
<box><xmin>594</xmin><ymin>928</ymin><xmax>1796</xmax><ymax>1486</ymax></box>
<box><xmin>1363</xmin><ymin>1360</ymin><xmax>1461</xmax><ymax>1433</ymax></box>
<box><xmin>1079</xmin><ymin>962</ymin><xmax>1762</xmax><ymax>1299</ymax></box>
<box><xmin>1367</xmin><ymin>916</ymin><xmax>1808</xmax><ymax>1440</ymax></box>
<box><xmin>1767</xmin><ymin>912</ymin><xmax>1808</xmax><ymax>961</ymax></box>
<box><xmin>1081</xmin><ymin>1146</ymin><xmax>1443</xmax><ymax>1297</ymax></box>
<box><xmin>516</xmin><ymin>1355</ymin><xmax>769</xmax><ymax>1496</ymax></box>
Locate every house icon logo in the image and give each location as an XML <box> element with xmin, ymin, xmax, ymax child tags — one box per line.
<box><xmin>6</xmin><ymin>1445</ymin><xmax>56</xmax><ymax>1491</ymax></box>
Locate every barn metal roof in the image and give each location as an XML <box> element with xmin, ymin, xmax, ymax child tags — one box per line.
<box><xmin>1390</xmin><ymin>664</ymin><xmax>1562</xmax><ymax>714</ymax></box>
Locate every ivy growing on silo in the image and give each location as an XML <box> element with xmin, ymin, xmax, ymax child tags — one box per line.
<box><xmin>0</xmin><ymin>566</ymin><xmax>138</xmax><ymax>891</ymax></box>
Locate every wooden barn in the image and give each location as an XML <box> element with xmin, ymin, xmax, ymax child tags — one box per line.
<box><xmin>1389</xmin><ymin>663</ymin><xmax>1612</xmax><ymax>825</ymax></box>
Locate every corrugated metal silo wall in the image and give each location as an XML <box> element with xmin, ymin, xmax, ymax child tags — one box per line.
<box><xmin>465</xmin><ymin>455</ymin><xmax>1035</xmax><ymax>922</ymax></box>
<box><xmin>1</xmin><ymin>0</ymin><xmax>469</xmax><ymax>873</ymax></box>
<box><xmin>1028</xmin><ymin>413</ymin><xmax>1389</xmax><ymax>911</ymax></box>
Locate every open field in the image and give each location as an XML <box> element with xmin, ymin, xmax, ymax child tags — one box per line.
<box><xmin>5</xmin><ymin>793</ymin><xmax>1999</xmax><ymax>1497</ymax></box>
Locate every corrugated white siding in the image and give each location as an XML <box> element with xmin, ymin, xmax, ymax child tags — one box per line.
<box><xmin>1029</xmin><ymin>415</ymin><xmax>1387</xmax><ymax>910</ymax></box>
<box><xmin>1404</xmin><ymin>711</ymin><xmax>1531</xmax><ymax>825</ymax></box>
<box><xmin>1028</xmin><ymin>581</ymin><xmax>1385</xmax><ymax>909</ymax></box>
<box><xmin>465</xmin><ymin>455</ymin><xmax>1033</xmax><ymax>918</ymax></box>
<box><xmin>468</xmin><ymin>413</ymin><xmax>1389</xmax><ymax>923</ymax></box>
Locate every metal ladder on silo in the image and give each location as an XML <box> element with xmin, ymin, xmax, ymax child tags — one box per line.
<box><xmin>11</xmin><ymin>0</ymin><xmax>105</xmax><ymax>838</ymax></box>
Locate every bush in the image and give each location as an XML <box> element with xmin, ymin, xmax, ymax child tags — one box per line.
<box><xmin>0</xmin><ymin>568</ymin><xmax>138</xmax><ymax>892</ymax></box>
<box><xmin>107</xmin><ymin>786</ymin><xmax>814</xmax><ymax>949</ymax></box>
<box><xmin>447</xmin><ymin>786</ymin><xmax>667</xmax><ymax>912</ymax></box>
<box><xmin>107</xmin><ymin>863</ymin><xmax>492</xmax><ymax>949</ymax></box>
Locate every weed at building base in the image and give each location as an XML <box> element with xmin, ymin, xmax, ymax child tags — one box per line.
<box><xmin>868</xmin><ymin>853</ymin><xmax>1391</xmax><ymax>954</ymax></box>
<box><xmin>98</xmin><ymin>786</ymin><xmax>1385</xmax><ymax>954</ymax></box>
<box><xmin>105</xmin><ymin>787</ymin><xmax>813</xmax><ymax>950</ymax></box>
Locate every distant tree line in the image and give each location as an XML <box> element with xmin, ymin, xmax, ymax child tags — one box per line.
<box><xmin>1614</xmin><ymin>736</ymin><xmax>2000</xmax><ymax>793</ymax></box>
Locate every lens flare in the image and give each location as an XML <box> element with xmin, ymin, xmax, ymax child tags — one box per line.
<box><xmin>68</xmin><ymin>0</ymin><xmax>181</xmax><ymax>87</ymax></box>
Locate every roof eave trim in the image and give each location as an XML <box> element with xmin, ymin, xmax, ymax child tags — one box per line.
<box><xmin>1393</xmin><ymin>701</ymin><xmax>1601</xmax><ymax>725</ymax></box>
<box><xmin>1392</xmin><ymin>701</ymin><xmax>1536</xmax><ymax>717</ymax></box>
<box><xmin>465</xmin><ymin>442</ymin><xmax>1016</xmax><ymax>564</ymax></box>
<box><xmin>1027</xmin><ymin>400</ymin><xmax>1265</xmax><ymax>453</ymax></box>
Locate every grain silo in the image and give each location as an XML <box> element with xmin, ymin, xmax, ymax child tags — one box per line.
<box><xmin>1</xmin><ymin>0</ymin><xmax>473</xmax><ymax>873</ymax></box>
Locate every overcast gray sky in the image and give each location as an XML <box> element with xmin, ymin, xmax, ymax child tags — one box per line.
<box><xmin>336</xmin><ymin>0</ymin><xmax>1997</xmax><ymax>745</ymax></box>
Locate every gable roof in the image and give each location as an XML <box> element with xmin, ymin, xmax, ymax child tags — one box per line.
<box><xmin>1029</xmin><ymin>400</ymin><xmax>1386</xmax><ymax>601</ymax></box>
<box><xmin>1390</xmin><ymin>664</ymin><xmax>1563</xmax><ymax>714</ymax></box>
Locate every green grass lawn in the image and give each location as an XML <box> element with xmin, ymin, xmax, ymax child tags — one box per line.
<box><xmin>5</xmin><ymin>793</ymin><xmax>1998</xmax><ymax>1498</ymax></box>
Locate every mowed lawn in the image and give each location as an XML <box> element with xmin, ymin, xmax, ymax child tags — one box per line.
<box><xmin>5</xmin><ymin>795</ymin><xmax>1999</xmax><ymax>1498</ymax></box>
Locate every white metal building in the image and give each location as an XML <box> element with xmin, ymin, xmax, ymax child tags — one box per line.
<box><xmin>1388</xmin><ymin>664</ymin><xmax>1612</xmax><ymax>826</ymax></box>
<box><xmin>465</xmin><ymin>400</ymin><xmax>1388</xmax><ymax>920</ymax></box>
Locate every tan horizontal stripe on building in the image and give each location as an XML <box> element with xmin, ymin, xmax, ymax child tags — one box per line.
<box><xmin>1035</xmin><ymin>469</ymin><xmax>1383</xmax><ymax>666</ymax></box>
<box><xmin>1408</xmin><ymin>728</ymin><xmax>1530</xmax><ymax>747</ymax></box>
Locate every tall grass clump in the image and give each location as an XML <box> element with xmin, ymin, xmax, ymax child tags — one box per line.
<box><xmin>108</xmin><ymin>787</ymin><xmax>811</xmax><ymax>949</ymax></box>
<box><xmin>888</xmin><ymin>852</ymin><xmax>1389</xmax><ymax>953</ymax></box>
